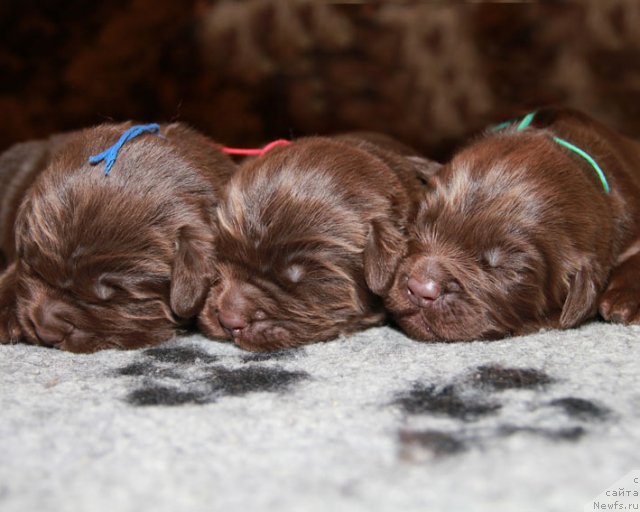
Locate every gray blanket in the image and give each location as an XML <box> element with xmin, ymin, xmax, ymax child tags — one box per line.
<box><xmin>1</xmin><ymin>322</ymin><xmax>639</xmax><ymax>512</ymax></box>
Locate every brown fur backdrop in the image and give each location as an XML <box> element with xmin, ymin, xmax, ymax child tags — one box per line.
<box><xmin>2</xmin><ymin>1</ymin><xmax>640</xmax><ymax>158</ymax></box>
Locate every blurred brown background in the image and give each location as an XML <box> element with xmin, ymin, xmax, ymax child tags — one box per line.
<box><xmin>2</xmin><ymin>0</ymin><xmax>640</xmax><ymax>160</ymax></box>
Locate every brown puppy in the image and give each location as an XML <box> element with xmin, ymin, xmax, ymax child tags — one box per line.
<box><xmin>0</xmin><ymin>122</ymin><xmax>235</xmax><ymax>352</ymax></box>
<box><xmin>198</xmin><ymin>133</ymin><xmax>431</xmax><ymax>351</ymax></box>
<box><xmin>383</xmin><ymin>107</ymin><xmax>640</xmax><ymax>341</ymax></box>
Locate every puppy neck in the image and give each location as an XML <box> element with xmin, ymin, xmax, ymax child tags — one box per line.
<box><xmin>491</xmin><ymin>111</ymin><xmax>610</xmax><ymax>194</ymax></box>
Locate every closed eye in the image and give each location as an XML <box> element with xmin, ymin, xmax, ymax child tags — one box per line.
<box><xmin>95</xmin><ymin>277</ymin><xmax>118</xmax><ymax>300</ymax></box>
<box><xmin>94</xmin><ymin>273</ymin><xmax>169</xmax><ymax>301</ymax></box>
<box><xmin>482</xmin><ymin>248</ymin><xmax>505</xmax><ymax>269</ymax></box>
<box><xmin>481</xmin><ymin>247</ymin><xmax>538</xmax><ymax>286</ymax></box>
<box><xmin>284</xmin><ymin>264</ymin><xmax>305</xmax><ymax>284</ymax></box>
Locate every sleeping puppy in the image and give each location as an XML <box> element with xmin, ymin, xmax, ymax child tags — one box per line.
<box><xmin>0</xmin><ymin>122</ymin><xmax>235</xmax><ymax>352</ymax></box>
<box><xmin>198</xmin><ymin>133</ymin><xmax>431</xmax><ymax>351</ymax></box>
<box><xmin>383</xmin><ymin>107</ymin><xmax>640</xmax><ymax>341</ymax></box>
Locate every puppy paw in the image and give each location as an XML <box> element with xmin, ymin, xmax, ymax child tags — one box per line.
<box><xmin>0</xmin><ymin>312</ymin><xmax>21</xmax><ymax>343</ymax></box>
<box><xmin>599</xmin><ymin>286</ymin><xmax>640</xmax><ymax>324</ymax></box>
<box><xmin>0</xmin><ymin>263</ymin><xmax>21</xmax><ymax>343</ymax></box>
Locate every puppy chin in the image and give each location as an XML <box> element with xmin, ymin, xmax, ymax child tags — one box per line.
<box><xmin>199</xmin><ymin>294</ymin><xmax>353</xmax><ymax>351</ymax></box>
<box><xmin>27</xmin><ymin>322</ymin><xmax>177</xmax><ymax>353</ymax></box>
<box><xmin>48</xmin><ymin>334</ymin><xmax>114</xmax><ymax>353</ymax></box>
<box><xmin>394</xmin><ymin>312</ymin><xmax>439</xmax><ymax>341</ymax></box>
<box><xmin>233</xmin><ymin>324</ymin><xmax>297</xmax><ymax>352</ymax></box>
<box><xmin>385</xmin><ymin>269</ymin><xmax>503</xmax><ymax>342</ymax></box>
<box><xmin>397</xmin><ymin>309</ymin><xmax>505</xmax><ymax>342</ymax></box>
<box><xmin>17</xmin><ymin>286</ymin><xmax>179</xmax><ymax>352</ymax></box>
<box><xmin>199</xmin><ymin>307</ymin><xmax>321</xmax><ymax>352</ymax></box>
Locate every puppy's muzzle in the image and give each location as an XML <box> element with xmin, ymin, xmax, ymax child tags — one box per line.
<box><xmin>30</xmin><ymin>299</ymin><xmax>78</xmax><ymax>347</ymax></box>
<box><xmin>406</xmin><ymin>257</ymin><xmax>460</xmax><ymax>308</ymax></box>
<box><xmin>217</xmin><ymin>309</ymin><xmax>249</xmax><ymax>338</ymax></box>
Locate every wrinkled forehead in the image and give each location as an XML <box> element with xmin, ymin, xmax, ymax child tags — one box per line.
<box><xmin>413</xmin><ymin>157</ymin><xmax>559</xmax><ymax>256</ymax></box>
<box><xmin>442</xmin><ymin>142</ymin><xmax>533</xmax><ymax>201</ymax></box>
<box><xmin>429</xmin><ymin>135</ymin><xmax>560</xmax><ymax>216</ymax></box>
<box><xmin>221</xmin><ymin>138</ymin><xmax>381</xmax><ymax>209</ymax></box>
<box><xmin>219</xmin><ymin>180</ymin><xmax>366</xmax><ymax>260</ymax></box>
<box><xmin>18</xmin><ymin>236</ymin><xmax>172</xmax><ymax>277</ymax></box>
<box><xmin>16</xmin><ymin>195</ymin><xmax>175</xmax><ymax>281</ymax></box>
<box><xmin>216</xmin><ymin>221</ymin><xmax>363</xmax><ymax>280</ymax></box>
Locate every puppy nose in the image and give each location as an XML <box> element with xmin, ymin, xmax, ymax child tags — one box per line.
<box><xmin>407</xmin><ymin>276</ymin><xmax>442</xmax><ymax>304</ymax></box>
<box><xmin>218</xmin><ymin>309</ymin><xmax>249</xmax><ymax>337</ymax></box>
<box><xmin>32</xmin><ymin>301</ymin><xmax>75</xmax><ymax>346</ymax></box>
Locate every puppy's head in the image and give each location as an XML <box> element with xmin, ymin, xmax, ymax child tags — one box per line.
<box><xmin>384</xmin><ymin>130</ymin><xmax>612</xmax><ymax>341</ymax></box>
<box><xmin>198</xmin><ymin>138</ymin><xmax>412</xmax><ymax>351</ymax></box>
<box><xmin>13</xmin><ymin>200</ymin><xmax>179</xmax><ymax>351</ymax></box>
<box><xmin>6</xmin><ymin>123</ymin><xmax>234</xmax><ymax>352</ymax></box>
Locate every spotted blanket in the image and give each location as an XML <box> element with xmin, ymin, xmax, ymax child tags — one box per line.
<box><xmin>1</xmin><ymin>322</ymin><xmax>639</xmax><ymax>512</ymax></box>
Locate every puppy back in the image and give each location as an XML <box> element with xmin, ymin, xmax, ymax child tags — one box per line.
<box><xmin>0</xmin><ymin>133</ymin><xmax>70</xmax><ymax>264</ymax></box>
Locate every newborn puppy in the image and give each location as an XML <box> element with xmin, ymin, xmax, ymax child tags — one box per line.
<box><xmin>383</xmin><ymin>107</ymin><xmax>640</xmax><ymax>341</ymax></box>
<box><xmin>0</xmin><ymin>122</ymin><xmax>235</xmax><ymax>352</ymax></box>
<box><xmin>198</xmin><ymin>133</ymin><xmax>432</xmax><ymax>351</ymax></box>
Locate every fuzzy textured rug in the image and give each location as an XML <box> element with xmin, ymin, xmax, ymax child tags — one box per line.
<box><xmin>1</xmin><ymin>322</ymin><xmax>639</xmax><ymax>512</ymax></box>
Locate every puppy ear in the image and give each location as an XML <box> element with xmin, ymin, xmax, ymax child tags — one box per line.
<box><xmin>363</xmin><ymin>218</ymin><xmax>406</xmax><ymax>296</ymax></box>
<box><xmin>0</xmin><ymin>263</ymin><xmax>22</xmax><ymax>343</ymax></box>
<box><xmin>559</xmin><ymin>266</ymin><xmax>599</xmax><ymax>328</ymax></box>
<box><xmin>406</xmin><ymin>156</ymin><xmax>443</xmax><ymax>184</ymax></box>
<box><xmin>170</xmin><ymin>224</ymin><xmax>216</xmax><ymax>319</ymax></box>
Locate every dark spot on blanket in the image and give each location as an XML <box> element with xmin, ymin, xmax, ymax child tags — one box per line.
<box><xmin>143</xmin><ymin>346</ymin><xmax>219</xmax><ymax>364</ymax></box>
<box><xmin>117</xmin><ymin>361</ymin><xmax>151</xmax><ymax>376</ymax></box>
<box><xmin>398</xmin><ymin>429</ymin><xmax>466</xmax><ymax>460</ymax></box>
<box><xmin>126</xmin><ymin>385</ymin><xmax>210</xmax><ymax>406</ymax></box>
<box><xmin>206</xmin><ymin>366</ymin><xmax>309</xmax><ymax>396</ymax></box>
<box><xmin>548</xmin><ymin>426</ymin><xmax>586</xmax><ymax>441</ymax></box>
<box><xmin>393</xmin><ymin>384</ymin><xmax>501</xmax><ymax>420</ymax></box>
<box><xmin>124</xmin><ymin>365</ymin><xmax>309</xmax><ymax>406</ymax></box>
<box><xmin>241</xmin><ymin>348</ymin><xmax>300</xmax><ymax>363</ymax></box>
<box><xmin>116</xmin><ymin>361</ymin><xmax>181</xmax><ymax>379</ymax></box>
<box><xmin>499</xmin><ymin>425</ymin><xmax>586</xmax><ymax>441</ymax></box>
<box><xmin>549</xmin><ymin>397</ymin><xmax>610</xmax><ymax>421</ymax></box>
<box><xmin>471</xmin><ymin>365</ymin><xmax>553</xmax><ymax>390</ymax></box>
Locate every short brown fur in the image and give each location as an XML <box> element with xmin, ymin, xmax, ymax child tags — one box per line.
<box><xmin>0</xmin><ymin>123</ymin><xmax>235</xmax><ymax>352</ymax></box>
<box><xmin>383</xmin><ymin>108</ymin><xmax>640</xmax><ymax>341</ymax></box>
<box><xmin>199</xmin><ymin>133</ymin><xmax>431</xmax><ymax>351</ymax></box>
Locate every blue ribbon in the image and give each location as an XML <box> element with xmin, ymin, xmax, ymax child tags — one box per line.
<box><xmin>89</xmin><ymin>123</ymin><xmax>161</xmax><ymax>176</ymax></box>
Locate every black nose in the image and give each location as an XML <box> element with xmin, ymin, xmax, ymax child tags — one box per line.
<box><xmin>31</xmin><ymin>300</ymin><xmax>75</xmax><ymax>346</ymax></box>
<box><xmin>217</xmin><ymin>309</ymin><xmax>249</xmax><ymax>337</ymax></box>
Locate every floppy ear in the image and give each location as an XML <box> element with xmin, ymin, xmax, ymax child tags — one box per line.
<box><xmin>363</xmin><ymin>218</ymin><xmax>407</xmax><ymax>296</ymax></box>
<box><xmin>0</xmin><ymin>262</ymin><xmax>22</xmax><ymax>343</ymax></box>
<box><xmin>406</xmin><ymin>156</ymin><xmax>443</xmax><ymax>185</ymax></box>
<box><xmin>559</xmin><ymin>266</ymin><xmax>599</xmax><ymax>328</ymax></box>
<box><xmin>170</xmin><ymin>224</ymin><xmax>217</xmax><ymax>319</ymax></box>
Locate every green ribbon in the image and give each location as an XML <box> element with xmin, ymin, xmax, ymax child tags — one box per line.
<box><xmin>492</xmin><ymin>112</ymin><xmax>610</xmax><ymax>194</ymax></box>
